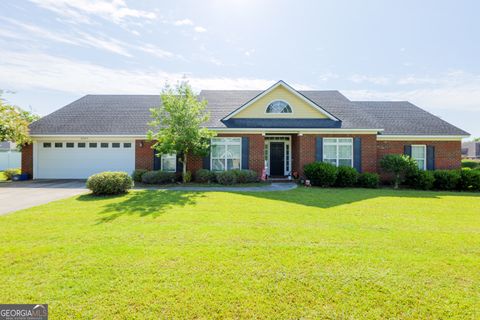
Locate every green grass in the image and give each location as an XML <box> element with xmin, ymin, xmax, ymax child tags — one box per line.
<box><xmin>139</xmin><ymin>181</ymin><xmax>271</xmax><ymax>188</ymax></box>
<box><xmin>1</xmin><ymin>188</ymin><xmax>479</xmax><ymax>319</ymax></box>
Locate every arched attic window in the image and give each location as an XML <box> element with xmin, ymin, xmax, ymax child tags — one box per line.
<box><xmin>266</xmin><ymin>100</ymin><xmax>292</xmax><ymax>114</ymax></box>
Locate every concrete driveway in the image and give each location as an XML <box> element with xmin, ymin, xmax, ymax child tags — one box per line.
<box><xmin>0</xmin><ymin>180</ymin><xmax>87</xmax><ymax>215</ymax></box>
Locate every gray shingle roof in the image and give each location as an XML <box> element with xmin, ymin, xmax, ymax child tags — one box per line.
<box><xmin>353</xmin><ymin>101</ymin><xmax>469</xmax><ymax>135</ymax></box>
<box><xmin>29</xmin><ymin>91</ymin><xmax>468</xmax><ymax>136</ymax></box>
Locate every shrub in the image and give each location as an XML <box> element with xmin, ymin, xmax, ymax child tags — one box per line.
<box><xmin>458</xmin><ymin>168</ymin><xmax>480</xmax><ymax>191</ymax></box>
<box><xmin>461</xmin><ymin>160</ymin><xmax>479</xmax><ymax>169</ymax></box>
<box><xmin>195</xmin><ymin>169</ymin><xmax>216</xmax><ymax>183</ymax></box>
<box><xmin>303</xmin><ymin>162</ymin><xmax>337</xmax><ymax>187</ymax></box>
<box><xmin>433</xmin><ymin>170</ymin><xmax>461</xmax><ymax>190</ymax></box>
<box><xmin>231</xmin><ymin>169</ymin><xmax>258</xmax><ymax>183</ymax></box>
<box><xmin>86</xmin><ymin>171</ymin><xmax>133</xmax><ymax>195</ymax></box>
<box><xmin>335</xmin><ymin>166</ymin><xmax>358</xmax><ymax>187</ymax></box>
<box><xmin>357</xmin><ymin>172</ymin><xmax>380</xmax><ymax>188</ymax></box>
<box><xmin>4</xmin><ymin>168</ymin><xmax>21</xmax><ymax>180</ymax></box>
<box><xmin>215</xmin><ymin>171</ymin><xmax>237</xmax><ymax>185</ymax></box>
<box><xmin>406</xmin><ymin>170</ymin><xmax>435</xmax><ymax>190</ymax></box>
<box><xmin>182</xmin><ymin>171</ymin><xmax>192</xmax><ymax>183</ymax></box>
<box><xmin>132</xmin><ymin>169</ymin><xmax>148</xmax><ymax>182</ymax></box>
<box><xmin>141</xmin><ymin>170</ymin><xmax>176</xmax><ymax>184</ymax></box>
<box><xmin>380</xmin><ymin>154</ymin><xmax>418</xmax><ymax>189</ymax></box>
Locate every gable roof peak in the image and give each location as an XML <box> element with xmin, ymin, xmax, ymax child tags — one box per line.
<box><xmin>221</xmin><ymin>80</ymin><xmax>340</xmax><ymax>121</ymax></box>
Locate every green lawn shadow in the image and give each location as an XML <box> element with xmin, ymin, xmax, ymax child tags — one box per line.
<box><xmin>77</xmin><ymin>190</ymin><xmax>204</xmax><ymax>223</ymax></box>
<box><xmin>232</xmin><ymin>187</ymin><xmax>480</xmax><ymax>209</ymax></box>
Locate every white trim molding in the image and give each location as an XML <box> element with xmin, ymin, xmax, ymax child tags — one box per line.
<box><xmin>213</xmin><ymin>128</ymin><xmax>383</xmax><ymax>134</ymax></box>
<box><xmin>377</xmin><ymin>135</ymin><xmax>468</xmax><ymax>141</ymax></box>
<box><xmin>222</xmin><ymin>80</ymin><xmax>340</xmax><ymax>121</ymax></box>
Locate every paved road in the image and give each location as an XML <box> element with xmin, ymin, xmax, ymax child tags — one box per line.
<box><xmin>0</xmin><ymin>180</ymin><xmax>87</xmax><ymax>215</ymax></box>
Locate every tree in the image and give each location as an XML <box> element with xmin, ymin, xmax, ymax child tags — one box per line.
<box><xmin>380</xmin><ymin>154</ymin><xmax>418</xmax><ymax>189</ymax></box>
<box><xmin>0</xmin><ymin>93</ymin><xmax>40</xmax><ymax>147</ymax></box>
<box><xmin>147</xmin><ymin>82</ymin><xmax>216</xmax><ymax>183</ymax></box>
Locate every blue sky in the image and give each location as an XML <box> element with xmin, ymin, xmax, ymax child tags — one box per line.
<box><xmin>1</xmin><ymin>0</ymin><xmax>479</xmax><ymax>137</ymax></box>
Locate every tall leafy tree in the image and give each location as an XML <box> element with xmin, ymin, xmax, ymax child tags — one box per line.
<box><xmin>0</xmin><ymin>92</ymin><xmax>40</xmax><ymax>147</ymax></box>
<box><xmin>147</xmin><ymin>82</ymin><xmax>216</xmax><ymax>183</ymax></box>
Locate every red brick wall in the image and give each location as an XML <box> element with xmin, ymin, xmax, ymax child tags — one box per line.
<box><xmin>377</xmin><ymin>140</ymin><xmax>461</xmax><ymax>170</ymax></box>
<box><xmin>294</xmin><ymin>134</ymin><xmax>378</xmax><ymax>176</ymax></box>
<box><xmin>135</xmin><ymin>140</ymin><xmax>154</xmax><ymax>170</ymax></box>
<box><xmin>21</xmin><ymin>144</ymin><xmax>33</xmax><ymax>177</ymax></box>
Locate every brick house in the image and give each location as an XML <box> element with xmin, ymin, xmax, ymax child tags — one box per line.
<box><xmin>23</xmin><ymin>81</ymin><xmax>469</xmax><ymax>179</ymax></box>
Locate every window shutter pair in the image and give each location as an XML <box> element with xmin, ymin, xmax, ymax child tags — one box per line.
<box><xmin>315</xmin><ymin>137</ymin><xmax>362</xmax><ymax>172</ymax></box>
<box><xmin>202</xmin><ymin>137</ymin><xmax>249</xmax><ymax>170</ymax></box>
<box><xmin>404</xmin><ymin>144</ymin><xmax>435</xmax><ymax>170</ymax></box>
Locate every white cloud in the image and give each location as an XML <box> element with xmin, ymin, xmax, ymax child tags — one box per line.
<box><xmin>174</xmin><ymin>19</ymin><xmax>193</xmax><ymax>26</ymax></box>
<box><xmin>136</xmin><ymin>44</ymin><xmax>174</xmax><ymax>59</ymax></box>
<box><xmin>244</xmin><ymin>49</ymin><xmax>255</xmax><ymax>57</ymax></box>
<box><xmin>348</xmin><ymin>74</ymin><xmax>390</xmax><ymax>85</ymax></box>
<box><xmin>28</xmin><ymin>0</ymin><xmax>156</xmax><ymax>25</ymax></box>
<box><xmin>194</xmin><ymin>26</ymin><xmax>207</xmax><ymax>33</ymax></box>
<box><xmin>0</xmin><ymin>49</ymin><xmax>282</xmax><ymax>94</ymax></box>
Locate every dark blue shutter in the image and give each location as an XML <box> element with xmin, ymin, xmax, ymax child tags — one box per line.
<box><xmin>241</xmin><ymin>137</ymin><xmax>249</xmax><ymax>169</ymax></box>
<box><xmin>203</xmin><ymin>142</ymin><xmax>211</xmax><ymax>170</ymax></box>
<box><xmin>404</xmin><ymin>145</ymin><xmax>412</xmax><ymax>157</ymax></box>
<box><xmin>176</xmin><ymin>153</ymin><xmax>183</xmax><ymax>173</ymax></box>
<box><xmin>153</xmin><ymin>149</ymin><xmax>160</xmax><ymax>170</ymax></box>
<box><xmin>426</xmin><ymin>146</ymin><xmax>435</xmax><ymax>170</ymax></box>
<box><xmin>315</xmin><ymin>137</ymin><xmax>323</xmax><ymax>162</ymax></box>
<box><xmin>353</xmin><ymin>137</ymin><xmax>362</xmax><ymax>173</ymax></box>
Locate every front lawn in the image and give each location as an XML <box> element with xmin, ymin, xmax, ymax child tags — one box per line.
<box><xmin>0</xmin><ymin>188</ymin><xmax>479</xmax><ymax>318</ymax></box>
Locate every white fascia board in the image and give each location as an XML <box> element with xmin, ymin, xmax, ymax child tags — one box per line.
<box><xmin>222</xmin><ymin>80</ymin><xmax>340</xmax><ymax>121</ymax></box>
<box><xmin>377</xmin><ymin>135</ymin><xmax>469</xmax><ymax>141</ymax></box>
<box><xmin>211</xmin><ymin>128</ymin><xmax>383</xmax><ymax>134</ymax></box>
<box><xmin>31</xmin><ymin>134</ymin><xmax>146</xmax><ymax>140</ymax></box>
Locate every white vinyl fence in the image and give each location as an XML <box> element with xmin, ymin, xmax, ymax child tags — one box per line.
<box><xmin>0</xmin><ymin>150</ymin><xmax>21</xmax><ymax>170</ymax></box>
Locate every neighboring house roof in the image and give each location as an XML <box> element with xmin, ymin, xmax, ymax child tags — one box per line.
<box><xmin>29</xmin><ymin>85</ymin><xmax>469</xmax><ymax>136</ymax></box>
<box><xmin>0</xmin><ymin>141</ymin><xmax>16</xmax><ymax>150</ymax></box>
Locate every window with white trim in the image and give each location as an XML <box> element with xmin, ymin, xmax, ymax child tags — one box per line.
<box><xmin>411</xmin><ymin>145</ymin><xmax>426</xmax><ymax>170</ymax></box>
<box><xmin>266</xmin><ymin>100</ymin><xmax>292</xmax><ymax>113</ymax></box>
<box><xmin>161</xmin><ymin>154</ymin><xmax>176</xmax><ymax>172</ymax></box>
<box><xmin>323</xmin><ymin>138</ymin><xmax>353</xmax><ymax>167</ymax></box>
<box><xmin>211</xmin><ymin>137</ymin><xmax>241</xmax><ymax>171</ymax></box>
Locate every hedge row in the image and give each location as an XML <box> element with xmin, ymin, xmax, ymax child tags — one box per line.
<box><xmin>86</xmin><ymin>172</ymin><xmax>133</xmax><ymax>195</ymax></box>
<box><xmin>406</xmin><ymin>168</ymin><xmax>480</xmax><ymax>191</ymax></box>
<box><xmin>303</xmin><ymin>162</ymin><xmax>379</xmax><ymax>188</ymax></box>
<box><xmin>131</xmin><ymin>169</ymin><xmax>259</xmax><ymax>185</ymax></box>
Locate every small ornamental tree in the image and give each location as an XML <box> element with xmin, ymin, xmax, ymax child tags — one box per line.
<box><xmin>0</xmin><ymin>92</ymin><xmax>40</xmax><ymax>147</ymax></box>
<box><xmin>147</xmin><ymin>81</ymin><xmax>216</xmax><ymax>183</ymax></box>
<box><xmin>380</xmin><ymin>154</ymin><xmax>418</xmax><ymax>189</ymax></box>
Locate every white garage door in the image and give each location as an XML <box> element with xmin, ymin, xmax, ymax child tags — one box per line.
<box><xmin>35</xmin><ymin>141</ymin><xmax>135</xmax><ymax>179</ymax></box>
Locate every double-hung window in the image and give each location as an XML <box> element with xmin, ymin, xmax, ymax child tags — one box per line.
<box><xmin>161</xmin><ymin>154</ymin><xmax>177</xmax><ymax>172</ymax></box>
<box><xmin>211</xmin><ymin>138</ymin><xmax>241</xmax><ymax>171</ymax></box>
<box><xmin>411</xmin><ymin>145</ymin><xmax>426</xmax><ymax>170</ymax></box>
<box><xmin>323</xmin><ymin>138</ymin><xmax>353</xmax><ymax>167</ymax></box>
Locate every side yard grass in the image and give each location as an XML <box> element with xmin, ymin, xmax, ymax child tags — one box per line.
<box><xmin>0</xmin><ymin>188</ymin><xmax>479</xmax><ymax>319</ymax></box>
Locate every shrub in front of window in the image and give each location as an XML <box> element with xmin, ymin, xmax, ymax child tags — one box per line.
<box><xmin>183</xmin><ymin>171</ymin><xmax>192</xmax><ymax>183</ymax></box>
<box><xmin>458</xmin><ymin>168</ymin><xmax>480</xmax><ymax>191</ymax></box>
<box><xmin>303</xmin><ymin>162</ymin><xmax>338</xmax><ymax>187</ymax></box>
<box><xmin>231</xmin><ymin>169</ymin><xmax>258</xmax><ymax>183</ymax></box>
<box><xmin>86</xmin><ymin>172</ymin><xmax>133</xmax><ymax>195</ymax></box>
<box><xmin>380</xmin><ymin>154</ymin><xmax>418</xmax><ymax>189</ymax></box>
<box><xmin>4</xmin><ymin>168</ymin><xmax>21</xmax><ymax>181</ymax></box>
<box><xmin>131</xmin><ymin>169</ymin><xmax>148</xmax><ymax>182</ymax></box>
<box><xmin>406</xmin><ymin>169</ymin><xmax>435</xmax><ymax>190</ymax></box>
<box><xmin>334</xmin><ymin>166</ymin><xmax>358</xmax><ymax>187</ymax></box>
<box><xmin>432</xmin><ymin>170</ymin><xmax>461</xmax><ymax>190</ymax></box>
<box><xmin>195</xmin><ymin>169</ymin><xmax>216</xmax><ymax>183</ymax></box>
<box><xmin>215</xmin><ymin>171</ymin><xmax>237</xmax><ymax>185</ymax></box>
<box><xmin>141</xmin><ymin>170</ymin><xmax>176</xmax><ymax>184</ymax></box>
<box><xmin>357</xmin><ymin>172</ymin><xmax>380</xmax><ymax>188</ymax></box>
<box><xmin>461</xmin><ymin>160</ymin><xmax>479</xmax><ymax>169</ymax></box>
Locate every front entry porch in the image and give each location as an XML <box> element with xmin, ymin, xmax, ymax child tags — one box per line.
<box><xmin>264</xmin><ymin>135</ymin><xmax>291</xmax><ymax>178</ymax></box>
